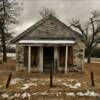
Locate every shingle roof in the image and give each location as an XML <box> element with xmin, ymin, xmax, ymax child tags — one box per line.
<box><xmin>11</xmin><ymin>15</ymin><xmax>82</xmax><ymax>43</ymax></box>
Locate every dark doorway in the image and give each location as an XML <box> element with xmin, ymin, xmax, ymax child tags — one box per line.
<box><xmin>43</xmin><ymin>47</ymin><xmax>54</xmax><ymax>72</ymax></box>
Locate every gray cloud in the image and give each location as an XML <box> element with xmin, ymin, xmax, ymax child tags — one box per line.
<box><xmin>14</xmin><ymin>0</ymin><xmax>100</xmax><ymax>34</ymax></box>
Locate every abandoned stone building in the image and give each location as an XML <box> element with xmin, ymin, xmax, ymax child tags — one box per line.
<box><xmin>11</xmin><ymin>15</ymin><xmax>85</xmax><ymax>74</ymax></box>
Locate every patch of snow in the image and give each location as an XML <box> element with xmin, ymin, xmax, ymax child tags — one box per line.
<box><xmin>1</xmin><ymin>93</ymin><xmax>9</xmax><ymax>98</ymax></box>
<box><xmin>65</xmin><ymin>90</ymin><xmax>100</xmax><ymax>97</ymax></box>
<box><xmin>62</xmin><ymin>83</ymin><xmax>70</xmax><ymax>87</ymax></box>
<box><xmin>32</xmin><ymin>92</ymin><xmax>59</xmax><ymax>96</ymax></box>
<box><xmin>7</xmin><ymin>53</ymin><xmax>16</xmax><ymax>57</ymax></box>
<box><xmin>71</xmin><ymin>83</ymin><xmax>81</xmax><ymax>89</ymax></box>
<box><xmin>14</xmin><ymin>93</ymin><xmax>20</xmax><ymax>97</ymax></box>
<box><xmin>62</xmin><ymin>82</ymin><xmax>81</xmax><ymax>89</ymax></box>
<box><xmin>77</xmin><ymin>92</ymin><xmax>85</xmax><ymax>96</ymax></box>
<box><xmin>77</xmin><ymin>90</ymin><xmax>100</xmax><ymax>97</ymax></box>
<box><xmin>0</xmin><ymin>53</ymin><xmax>16</xmax><ymax>58</ymax></box>
<box><xmin>21</xmin><ymin>83</ymin><xmax>37</xmax><ymax>90</ymax></box>
<box><xmin>10</xmin><ymin>78</ymin><xmax>22</xmax><ymax>85</ymax></box>
<box><xmin>66</xmin><ymin>92</ymin><xmax>75</xmax><ymax>97</ymax></box>
<box><xmin>21</xmin><ymin>92</ymin><xmax>31</xmax><ymax>99</ymax></box>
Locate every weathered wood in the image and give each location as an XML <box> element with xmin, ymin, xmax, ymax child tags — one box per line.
<box><xmin>6</xmin><ymin>72</ymin><xmax>12</xmax><ymax>88</ymax></box>
<box><xmin>90</xmin><ymin>71</ymin><xmax>95</xmax><ymax>86</ymax></box>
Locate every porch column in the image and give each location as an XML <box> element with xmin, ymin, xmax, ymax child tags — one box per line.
<box><xmin>39</xmin><ymin>46</ymin><xmax>43</xmax><ymax>72</ymax></box>
<box><xmin>54</xmin><ymin>46</ymin><xmax>59</xmax><ymax>71</ymax></box>
<box><xmin>28</xmin><ymin>46</ymin><xmax>31</xmax><ymax>73</ymax></box>
<box><xmin>65</xmin><ymin>46</ymin><xmax>68</xmax><ymax>74</ymax></box>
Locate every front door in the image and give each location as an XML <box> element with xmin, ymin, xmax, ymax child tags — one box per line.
<box><xmin>43</xmin><ymin>47</ymin><xmax>54</xmax><ymax>72</ymax></box>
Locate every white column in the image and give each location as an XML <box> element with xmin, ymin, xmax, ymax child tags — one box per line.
<box><xmin>65</xmin><ymin>46</ymin><xmax>68</xmax><ymax>74</ymax></box>
<box><xmin>38</xmin><ymin>46</ymin><xmax>43</xmax><ymax>72</ymax></box>
<box><xmin>28</xmin><ymin>46</ymin><xmax>31</xmax><ymax>73</ymax></box>
<box><xmin>54</xmin><ymin>46</ymin><xmax>59</xmax><ymax>71</ymax></box>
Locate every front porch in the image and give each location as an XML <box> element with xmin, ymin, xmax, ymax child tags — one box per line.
<box><xmin>16</xmin><ymin>39</ymin><xmax>76</xmax><ymax>74</ymax></box>
<box><xmin>23</xmin><ymin>45</ymin><xmax>74</xmax><ymax>74</ymax></box>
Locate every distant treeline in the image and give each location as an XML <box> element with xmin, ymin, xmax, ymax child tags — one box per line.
<box><xmin>0</xmin><ymin>47</ymin><xmax>15</xmax><ymax>53</ymax></box>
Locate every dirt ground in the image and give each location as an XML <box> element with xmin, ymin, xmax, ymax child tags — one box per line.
<box><xmin>0</xmin><ymin>59</ymin><xmax>100</xmax><ymax>100</ymax></box>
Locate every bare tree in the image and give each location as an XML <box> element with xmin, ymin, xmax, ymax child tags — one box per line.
<box><xmin>70</xmin><ymin>11</ymin><xmax>100</xmax><ymax>63</ymax></box>
<box><xmin>39</xmin><ymin>8</ymin><xmax>56</xmax><ymax>18</ymax></box>
<box><xmin>0</xmin><ymin>0</ymin><xmax>21</xmax><ymax>62</ymax></box>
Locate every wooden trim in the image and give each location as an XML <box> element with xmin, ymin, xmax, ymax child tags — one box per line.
<box><xmin>28</xmin><ymin>46</ymin><xmax>31</xmax><ymax>73</ymax></box>
<box><xmin>65</xmin><ymin>46</ymin><xmax>68</xmax><ymax>74</ymax></box>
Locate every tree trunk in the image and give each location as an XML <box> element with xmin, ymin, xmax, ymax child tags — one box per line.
<box><xmin>1</xmin><ymin>29</ymin><xmax>7</xmax><ymax>62</ymax></box>
<box><xmin>87</xmin><ymin>54</ymin><xmax>91</xmax><ymax>63</ymax></box>
<box><xmin>2</xmin><ymin>40</ymin><xmax>7</xmax><ymax>62</ymax></box>
<box><xmin>87</xmin><ymin>48</ymin><xmax>92</xmax><ymax>63</ymax></box>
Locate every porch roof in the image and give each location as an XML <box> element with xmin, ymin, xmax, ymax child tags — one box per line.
<box><xmin>18</xmin><ymin>40</ymin><xmax>75</xmax><ymax>44</ymax></box>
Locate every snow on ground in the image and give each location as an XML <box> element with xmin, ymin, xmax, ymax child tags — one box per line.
<box><xmin>62</xmin><ymin>82</ymin><xmax>81</xmax><ymax>89</ymax></box>
<box><xmin>1</xmin><ymin>77</ymin><xmax>100</xmax><ymax>99</ymax></box>
<box><xmin>0</xmin><ymin>53</ymin><xmax>16</xmax><ymax>58</ymax></box>
<box><xmin>65</xmin><ymin>92</ymin><xmax>75</xmax><ymax>97</ymax></box>
<box><xmin>1</xmin><ymin>93</ymin><xmax>9</xmax><ymax>99</ymax></box>
<box><xmin>21</xmin><ymin>92</ymin><xmax>31</xmax><ymax>99</ymax></box>
<box><xmin>4</xmin><ymin>77</ymin><xmax>47</xmax><ymax>90</ymax></box>
<box><xmin>6</xmin><ymin>77</ymin><xmax>82</xmax><ymax>90</ymax></box>
<box><xmin>76</xmin><ymin>90</ymin><xmax>100</xmax><ymax>97</ymax></box>
<box><xmin>14</xmin><ymin>93</ymin><xmax>20</xmax><ymax>97</ymax></box>
<box><xmin>7</xmin><ymin>53</ymin><xmax>16</xmax><ymax>58</ymax></box>
<box><xmin>66</xmin><ymin>90</ymin><xmax>100</xmax><ymax>97</ymax></box>
<box><xmin>21</xmin><ymin>83</ymin><xmax>37</xmax><ymax>90</ymax></box>
<box><xmin>1</xmin><ymin>90</ymin><xmax>100</xmax><ymax>99</ymax></box>
<box><xmin>1</xmin><ymin>92</ymin><xmax>31</xmax><ymax>99</ymax></box>
<box><xmin>10</xmin><ymin>78</ymin><xmax>23</xmax><ymax>85</ymax></box>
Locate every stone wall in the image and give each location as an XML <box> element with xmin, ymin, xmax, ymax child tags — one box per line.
<box><xmin>73</xmin><ymin>41</ymin><xmax>85</xmax><ymax>71</ymax></box>
<box><xmin>16</xmin><ymin>44</ymin><xmax>25</xmax><ymax>70</ymax></box>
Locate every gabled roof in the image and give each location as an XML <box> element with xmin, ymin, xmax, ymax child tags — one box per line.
<box><xmin>11</xmin><ymin>15</ymin><xmax>82</xmax><ymax>43</ymax></box>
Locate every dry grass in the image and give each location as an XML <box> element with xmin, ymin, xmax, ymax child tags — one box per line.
<box><xmin>0</xmin><ymin>60</ymin><xmax>100</xmax><ymax>100</ymax></box>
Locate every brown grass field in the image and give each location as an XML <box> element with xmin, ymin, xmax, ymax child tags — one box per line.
<box><xmin>0</xmin><ymin>59</ymin><xmax>100</xmax><ymax>100</ymax></box>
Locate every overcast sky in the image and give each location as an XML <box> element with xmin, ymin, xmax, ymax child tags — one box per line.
<box><xmin>13</xmin><ymin>0</ymin><xmax>100</xmax><ymax>35</ymax></box>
